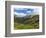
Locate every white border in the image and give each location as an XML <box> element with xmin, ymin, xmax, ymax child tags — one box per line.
<box><xmin>11</xmin><ymin>5</ymin><xmax>42</xmax><ymax>34</ymax></box>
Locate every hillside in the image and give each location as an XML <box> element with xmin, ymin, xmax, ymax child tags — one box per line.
<box><xmin>14</xmin><ymin>15</ymin><xmax>39</xmax><ymax>29</ymax></box>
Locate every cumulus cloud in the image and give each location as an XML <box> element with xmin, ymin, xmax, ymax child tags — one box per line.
<box><xmin>14</xmin><ymin>12</ymin><xmax>27</xmax><ymax>17</ymax></box>
<box><xmin>14</xmin><ymin>8</ymin><xmax>39</xmax><ymax>17</ymax></box>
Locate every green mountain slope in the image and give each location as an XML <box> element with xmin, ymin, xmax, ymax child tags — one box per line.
<box><xmin>14</xmin><ymin>15</ymin><xmax>39</xmax><ymax>29</ymax></box>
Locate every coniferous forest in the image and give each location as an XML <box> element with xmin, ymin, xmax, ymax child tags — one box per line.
<box><xmin>14</xmin><ymin>15</ymin><xmax>39</xmax><ymax>30</ymax></box>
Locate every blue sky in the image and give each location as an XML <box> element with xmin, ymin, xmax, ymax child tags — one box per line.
<box><xmin>14</xmin><ymin>8</ymin><xmax>34</xmax><ymax>14</ymax></box>
<box><xmin>14</xmin><ymin>8</ymin><xmax>39</xmax><ymax>17</ymax></box>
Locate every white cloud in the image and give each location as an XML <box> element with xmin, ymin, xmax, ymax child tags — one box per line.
<box><xmin>14</xmin><ymin>12</ymin><xmax>27</xmax><ymax>17</ymax></box>
<box><xmin>14</xmin><ymin>8</ymin><xmax>39</xmax><ymax>17</ymax></box>
<box><xmin>33</xmin><ymin>8</ymin><xmax>39</xmax><ymax>15</ymax></box>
